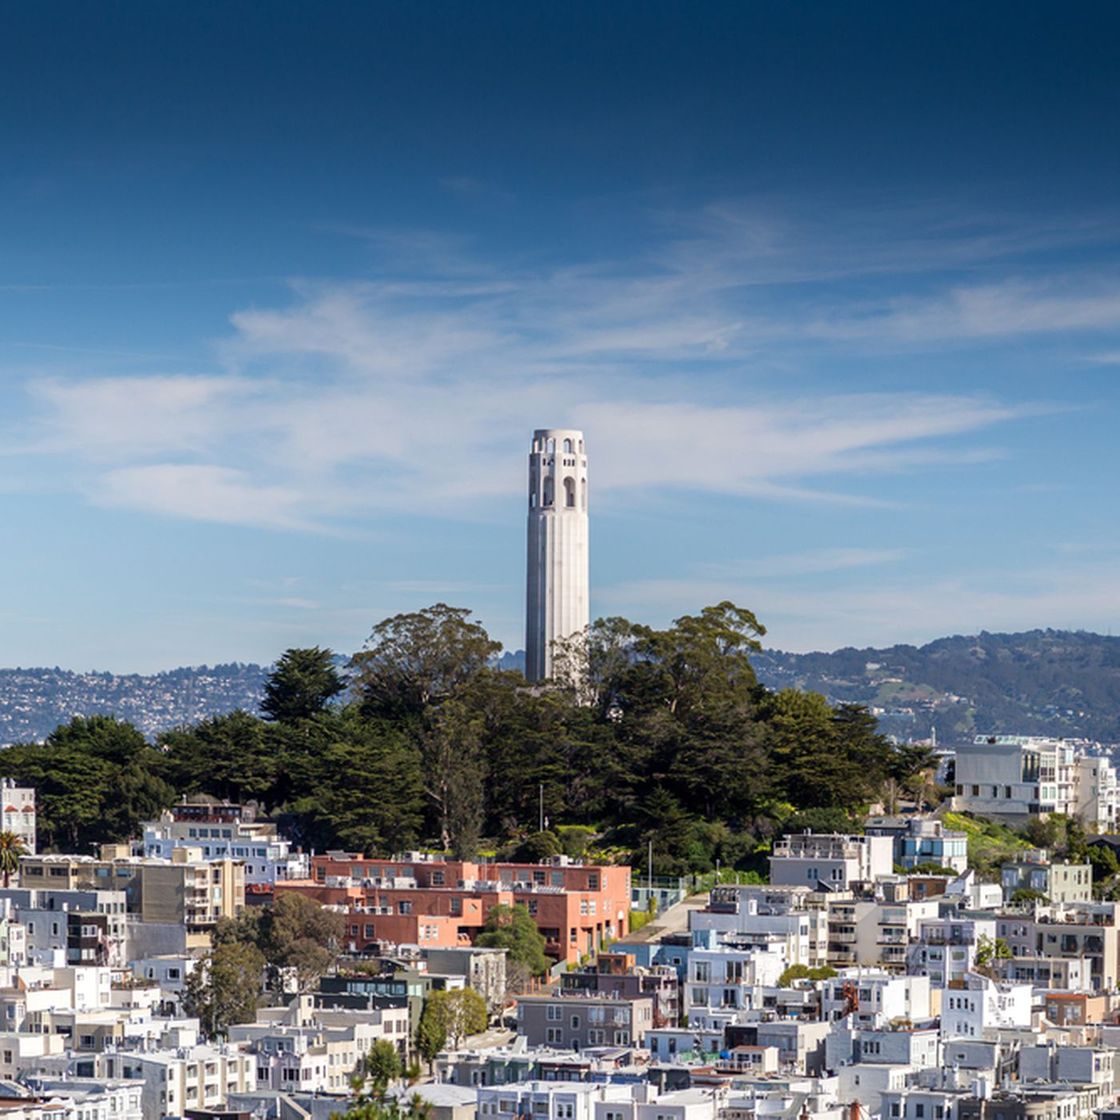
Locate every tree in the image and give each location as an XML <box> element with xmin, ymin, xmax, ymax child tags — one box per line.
<box><xmin>475</xmin><ymin>903</ymin><xmax>550</xmax><ymax>978</ymax></box>
<box><xmin>1088</xmin><ymin>842</ymin><xmax>1120</xmax><ymax>883</ymax></box>
<box><xmin>161</xmin><ymin>710</ymin><xmax>281</xmax><ymax>808</ymax></box>
<box><xmin>777</xmin><ymin>964</ymin><xmax>837</xmax><ymax>987</ymax></box>
<box><xmin>332</xmin><ymin>1087</ymin><xmax>430</xmax><ymax>1120</ymax></box>
<box><xmin>262</xmin><ymin>647</ymin><xmax>347</xmax><ymax>723</ymax></box>
<box><xmin>416</xmin><ymin>989</ymin><xmax>487</xmax><ymax>1060</ymax></box>
<box><xmin>259</xmin><ymin>892</ymin><xmax>346</xmax><ymax>991</ymax></box>
<box><xmin>0</xmin><ymin>832</ymin><xmax>27</xmax><ymax>888</ymax></box>
<box><xmin>213</xmin><ymin>893</ymin><xmax>344</xmax><ymax>993</ymax></box>
<box><xmin>0</xmin><ymin>717</ymin><xmax>175</xmax><ymax>851</ymax></box>
<box><xmin>285</xmin><ymin>712</ymin><xmax>425</xmax><ymax>854</ymax></box>
<box><xmin>423</xmin><ymin>698</ymin><xmax>485</xmax><ymax>856</ymax></box>
<box><xmin>183</xmin><ymin>941</ymin><xmax>265</xmax><ymax>1038</ymax></box>
<box><xmin>362</xmin><ymin>1038</ymin><xmax>404</xmax><ymax>1095</ymax></box>
<box><xmin>974</xmin><ymin>934</ymin><xmax>1012</xmax><ymax>974</ymax></box>
<box><xmin>352</xmin><ymin>604</ymin><xmax>502</xmax><ymax>720</ymax></box>
<box><xmin>510</xmin><ymin>830</ymin><xmax>561</xmax><ymax>862</ymax></box>
<box><xmin>416</xmin><ymin>997</ymin><xmax>447</xmax><ymax>1066</ymax></box>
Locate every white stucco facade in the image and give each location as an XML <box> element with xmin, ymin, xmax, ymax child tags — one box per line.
<box><xmin>526</xmin><ymin>428</ymin><xmax>589</xmax><ymax>682</ymax></box>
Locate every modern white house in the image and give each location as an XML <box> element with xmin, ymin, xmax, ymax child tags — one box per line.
<box><xmin>769</xmin><ymin>833</ymin><xmax>894</xmax><ymax>891</ymax></box>
<box><xmin>939</xmin><ymin>973</ymin><xmax>1032</xmax><ymax>1039</ymax></box>
<box><xmin>952</xmin><ymin>736</ymin><xmax>1119</xmax><ymax>828</ymax></box>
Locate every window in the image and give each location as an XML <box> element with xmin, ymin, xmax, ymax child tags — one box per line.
<box><xmin>546</xmin><ymin>1028</ymin><xmax>562</xmax><ymax>1044</ymax></box>
<box><xmin>547</xmin><ymin>1005</ymin><xmax>562</xmax><ymax>1021</ymax></box>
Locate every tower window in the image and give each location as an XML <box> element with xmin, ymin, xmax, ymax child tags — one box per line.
<box><xmin>564</xmin><ymin>477</ymin><xmax>576</xmax><ymax>507</ymax></box>
<box><xmin>543</xmin><ymin>477</ymin><xmax>554</xmax><ymax>506</ymax></box>
<box><xmin>563</xmin><ymin>438</ymin><xmax>573</xmax><ymax>453</ymax></box>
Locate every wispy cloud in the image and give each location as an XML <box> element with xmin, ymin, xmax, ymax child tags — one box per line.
<box><xmin>7</xmin><ymin>200</ymin><xmax>1112</xmax><ymax>531</ymax></box>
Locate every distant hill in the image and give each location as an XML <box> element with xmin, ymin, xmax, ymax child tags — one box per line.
<box><xmin>751</xmin><ymin>629</ymin><xmax>1120</xmax><ymax>746</ymax></box>
<box><xmin>0</xmin><ymin>664</ymin><xmax>268</xmax><ymax>744</ymax></box>
<box><xmin>2</xmin><ymin>630</ymin><xmax>1118</xmax><ymax>746</ymax></box>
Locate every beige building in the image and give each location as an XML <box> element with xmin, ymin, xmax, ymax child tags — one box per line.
<box><xmin>100</xmin><ymin>1043</ymin><xmax>256</xmax><ymax>1120</ymax></box>
<box><xmin>997</xmin><ymin>902</ymin><xmax>1120</xmax><ymax>991</ymax></box>
<box><xmin>19</xmin><ymin>847</ymin><xmax>243</xmax><ymax>934</ymax></box>
<box><xmin>1001</xmin><ymin>851</ymin><xmax>1092</xmax><ymax>903</ymax></box>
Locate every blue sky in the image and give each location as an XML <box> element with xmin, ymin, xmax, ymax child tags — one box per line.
<box><xmin>1</xmin><ymin>2</ymin><xmax>1119</xmax><ymax>671</ymax></box>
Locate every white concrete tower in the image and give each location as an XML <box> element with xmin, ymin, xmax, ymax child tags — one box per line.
<box><xmin>525</xmin><ymin>428</ymin><xmax>589</xmax><ymax>682</ymax></box>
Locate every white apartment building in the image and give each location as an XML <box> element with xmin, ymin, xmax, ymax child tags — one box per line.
<box><xmin>907</xmin><ymin>917</ymin><xmax>997</xmax><ymax>988</ymax></box>
<box><xmin>821</xmin><ymin>971</ymin><xmax>933</xmax><ymax>1028</ymax></box>
<box><xmin>478</xmin><ymin>1081</ymin><xmax>633</xmax><ymax>1120</ymax></box>
<box><xmin>685</xmin><ymin>941</ymin><xmax>785</xmax><ymax>1025</ymax></box>
<box><xmin>826</xmin><ymin>1024</ymin><xmax>940</xmax><ymax>1075</ymax></box>
<box><xmin>724</xmin><ymin>1075</ymin><xmax>843</xmax><ymax>1120</ymax></box>
<box><xmin>143</xmin><ymin>806</ymin><xmax>308</xmax><ymax>888</ymax></box>
<box><xmin>940</xmin><ymin>973</ymin><xmax>1032</xmax><ymax>1039</ymax></box>
<box><xmin>595</xmin><ymin>1085</ymin><xmax>722</xmax><ymax>1120</ymax></box>
<box><xmin>769</xmin><ymin>834</ymin><xmax>893</xmax><ymax>891</ymax></box>
<box><xmin>880</xmin><ymin>1087</ymin><xmax>968</xmax><ymax>1120</ymax></box>
<box><xmin>952</xmin><ymin>736</ymin><xmax>1119</xmax><ymax>828</ymax></box>
<box><xmin>16</xmin><ymin>1078</ymin><xmax>143</xmax><ymax>1120</ymax></box>
<box><xmin>1019</xmin><ymin>1044</ymin><xmax>1114</xmax><ymax>1087</ymax></box>
<box><xmin>689</xmin><ymin>886</ymin><xmax>828</xmax><ymax>967</ymax></box>
<box><xmin>0</xmin><ymin>780</ymin><xmax>36</xmax><ymax>855</ymax></box>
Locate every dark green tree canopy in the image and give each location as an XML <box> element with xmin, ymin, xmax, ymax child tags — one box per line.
<box><xmin>262</xmin><ymin>646</ymin><xmax>347</xmax><ymax>723</ymax></box>
<box><xmin>7</xmin><ymin>599</ymin><xmax>933</xmax><ymax>883</ymax></box>
<box><xmin>476</xmin><ymin>903</ymin><xmax>549</xmax><ymax>978</ymax></box>
<box><xmin>351</xmin><ymin>603</ymin><xmax>502</xmax><ymax>720</ymax></box>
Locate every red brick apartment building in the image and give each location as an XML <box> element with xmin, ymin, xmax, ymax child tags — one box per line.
<box><xmin>274</xmin><ymin>853</ymin><xmax>632</xmax><ymax>965</ymax></box>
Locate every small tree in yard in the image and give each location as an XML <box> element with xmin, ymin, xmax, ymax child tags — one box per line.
<box><xmin>974</xmin><ymin>934</ymin><xmax>1012</xmax><ymax>976</ymax></box>
<box><xmin>476</xmin><ymin>904</ymin><xmax>550</xmax><ymax>979</ymax></box>
<box><xmin>361</xmin><ymin>1039</ymin><xmax>403</xmax><ymax>1095</ymax></box>
<box><xmin>183</xmin><ymin>941</ymin><xmax>265</xmax><ymax>1038</ymax></box>
<box><xmin>416</xmin><ymin>989</ymin><xmax>487</xmax><ymax>1066</ymax></box>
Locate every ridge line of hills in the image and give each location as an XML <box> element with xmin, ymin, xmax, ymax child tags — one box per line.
<box><xmin>1</xmin><ymin>628</ymin><xmax>1118</xmax><ymax>746</ymax></box>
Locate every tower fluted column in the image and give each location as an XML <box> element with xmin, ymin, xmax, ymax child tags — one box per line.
<box><xmin>525</xmin><ymin>428</ymin><xmax>589</xmax><ymax>682</ymax></box>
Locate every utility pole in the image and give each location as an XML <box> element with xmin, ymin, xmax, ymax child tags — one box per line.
<box><xmin>648</xmin><ymin>839</ymin><xmax>653</xmax><ymax>896</ymax></box>
<box><xmin>539</xmin><ymin>783</ymin><xmax>544</xmax><ymax>833</ymax></box>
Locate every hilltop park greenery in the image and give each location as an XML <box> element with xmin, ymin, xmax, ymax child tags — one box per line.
<box><xmin>0</xmin><ymin>602</ymin><xmax>937</xmax><ymax>877</ymax></box>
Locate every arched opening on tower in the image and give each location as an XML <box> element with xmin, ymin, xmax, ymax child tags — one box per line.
<box><xmin>581</xmin><ymin>477</ymin><xmax>587</xmax><ymax>509</ymax></box>
<box><xmin>563</xmin><ymin>438</ymin><xmax>573</xmax><ymax>453</ymax></box>
<box><xmin>543</xmin><ymin>477</ymin><xmax>554</xmax><ymax>506</ymax></box>
<box><xmin>564</xmin><ymin>477</ymin><xmax>576</xmax><ymax>508</ymax></box>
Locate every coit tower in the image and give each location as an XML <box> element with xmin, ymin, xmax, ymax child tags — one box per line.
<box><xmin>525</xmin><ymin>428</ymin><xmax>589</xmax><ymax>682</ymax></box>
